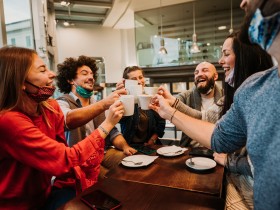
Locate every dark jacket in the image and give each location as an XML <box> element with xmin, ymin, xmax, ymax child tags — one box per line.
<box><xmin>119</xmin><ymin>104</ymin><xmax>165</xmax><ymax>144</ymax></box>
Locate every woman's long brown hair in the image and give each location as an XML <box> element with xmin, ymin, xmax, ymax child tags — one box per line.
<box><xmin>0</xmin><ymin>46</ymin><xmax>34</xmax><ymax>112</ymax></box>
<box><xmin>0</xmin><ymin>46</ymin><xmax>57</xmax><ymax>127</ymax></box>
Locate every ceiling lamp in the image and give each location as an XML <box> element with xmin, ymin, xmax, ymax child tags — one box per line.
<box><xmin>158</xmin><ymin>0</ymin><xmax>167</xmax><ymax>54</ymax></box>
<box><xmin>229</xmin><ymin>0</ymin><xmax>234</xmax><ymax>34</ymax></box>
<box><xmin>62</xmin><ymin>3</ymin><xmax>73</xmax><ymax>27</ymax></box>
<box><xmin>190</xmin><ymin>3</ymin><xmax>200</xmax><ymax>54</ymax></box>
<box><xmin>61</xmin><ymin>1</ymin><xmax>70</xmax><ymax>7</ymax></box>
<box><xmin>63</xmin><ymin>20</ymin><xmax>70</xmax><ymax>26</ymax></box>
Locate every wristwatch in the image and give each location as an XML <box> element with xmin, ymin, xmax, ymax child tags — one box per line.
<box><xmin>150</xmin><ymin>138</ymin><xmax>157</xmax><ymax>144</ymax></box>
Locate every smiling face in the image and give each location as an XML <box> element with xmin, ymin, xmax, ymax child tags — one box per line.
<box><xmin>24</xmin><ymin>54</ymin><xmax>56</xmax><ymax>94</ymax></box>
<box><xmin>219</xmin><ymin>38</ymin><xmax>236</xmax><ymax>82</ymax></box>
<box><xmin>194</xmin><ymin>62</ymin><xmax>218</xmax><ymax>94</ymax></box>
<box><xmin>127</xmin><ymin>69</ymin><xmax>145</xmax><ymax>87</ymax></box>
<box><xmin>72</xmin><ymin>65</ymin><xmax>95</xmax><ymax>92</ymax></box>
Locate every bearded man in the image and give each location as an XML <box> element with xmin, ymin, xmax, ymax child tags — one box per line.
<box><xmin>176</xmin><ymin>61</ymin><xmax>223</xmax><ymax>147</ymax></box>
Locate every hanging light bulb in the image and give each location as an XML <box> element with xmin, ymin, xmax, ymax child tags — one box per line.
<box><xmin>159</xmin><ymin>37</ymin><xmax>168</xmax><ymax>54</ymax></box>
<box><xmin>229</xmin><ymin>0</ymin><xmax>234</xmax><ymax>34</ymax></box>
<box><xmin>61</xmin><ymin>1</ymin><xmax>70</xmax><ymax>7</ymax></box>
<box><xmin>63</xmin><ymin>20</ymin><xmax>70</xmax><ymax>26</ymax></box>
<box><xmin>63</xmin><ymin>4</ymin><xmax>72</xmax><ymax>27</ymax></box>
<box><xmin>190</xmin><ymin>3</ymin><xmax>200</xmax><ymax>54</ymax></box>
<box><xmin>158</xmin><ymin>0</ymin><xmax>167</xmax><ymax>54</ymax></box>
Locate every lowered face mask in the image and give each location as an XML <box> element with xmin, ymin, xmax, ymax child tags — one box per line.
<box><xmin>24</xmin><ymin>80</ymin><xmax>56</xmax><ymax>103</ymax></box>
<box><xmin>225</xmin><ymin>68</ymin><xmax>235</xmax><ymax>88</ymax></box>
<box><xmin>73</xmin><ymin>81</ymin><xmax>93</xmax><ymax>98</ymax></box>
<box><xmin>248</xmin><ymin>8</ymin><xmax>280</xmax><ymax>50</ymax></box>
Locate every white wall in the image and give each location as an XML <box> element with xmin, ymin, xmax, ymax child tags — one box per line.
<box><xmin>56</xmin><ymin>24</ymin><xmax>137</xmax><ymax>83</ymax></box>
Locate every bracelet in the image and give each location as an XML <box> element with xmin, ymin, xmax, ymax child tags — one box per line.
<box><xmin>98</xmin><ymin>125</ymin><xmax>109</xmax><ymax>135</ymax></box>
<box><xmin>170</xmin><ymin>109</ymin><xmax>177</xmax><ymax>123</ymax></box>
<box><xmin>171</xmin><ymin>98</ymin><xmax>179</xmax><ymax>108</ymax></box>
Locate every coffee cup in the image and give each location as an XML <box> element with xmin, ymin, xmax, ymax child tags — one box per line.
<box><xmin>126</xmin><ymin>85</ymin><xmax>143</xmax><ymax>103</ymax></box>
<box><xmin>144</xmin><ymin>87</ymin><xmax>158</xmax><ymax>95</ymax></box>
<box><xmin>125</xmin><ymin>79</ymin><xmax>138</xmax><ymax>87</ymax></box>
<box><xmin>138</xmin><ymin>94</ymin><xmax>153</xmax><ymax>110</ymax></box>
<box><xmin>119</xmin><ymin>95</ymin><xmax>135</xmax><ymax>116</ymax></box>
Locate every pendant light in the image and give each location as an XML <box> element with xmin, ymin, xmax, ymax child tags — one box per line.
<box><xmin>63</xmin><ymin>3</ymin><xmax>74</xmax><ymax>27</ymax></box>
<box><xmin>190</xmin><ymin>2</ymin><xmax>200</xmax><ymax>54</ymax></box>
<box><xmin>61</xmin><ymin>1</ymin><xmax>70</xmax><ymax>7</ymax></box>
<box><xmin>159</xmin><ymin>0</ymin><xmax>167</xmax><ymax>54</ymax></box>
<box><xmin>229</xmin><ymin>0</ymin><xmax>234</xmax><ymax>34</ymax></box>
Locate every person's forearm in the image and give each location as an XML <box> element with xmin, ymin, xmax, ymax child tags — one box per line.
<box><xmin>66</xmin><ymin>100</ymin><xmax>106</xmax><ymax>129</ymax></box>
<box><xmin>171</xmin><ymin>110</ymin><xmax>214</xmax><ymax>148</ymax></box>
<box><xmin>112</xmin><ymin>135</ymin><xmax>130</xmax><ymax>150</ymax></box>
<box><xmin>176</xmin><ymin>101</ymin><xmax>202</xmax><ymax>119</ymax></box>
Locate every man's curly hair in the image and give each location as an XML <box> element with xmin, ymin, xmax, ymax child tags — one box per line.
<box><xmin>56</xmin><ymin>55</ymin><xmax>98</xmax><ymax>94</ymax></box>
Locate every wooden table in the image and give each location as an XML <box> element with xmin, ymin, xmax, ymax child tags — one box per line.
<box><xmin>60</xmin><ymin>178</ymin><xmax>225</xmax><ymax>210</ymax></box>
<box><xmin>107</xmin><ymin>146</ymin><xmax>224</xmax><ymax>197</ymax></box>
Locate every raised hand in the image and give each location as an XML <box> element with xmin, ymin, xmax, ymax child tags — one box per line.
<box><xmin>116</xmin><ymin>79</ymin><xmax>125</xmax><ymax>90</ymax></box>
<box><xmin>158</xmin><ymin>86</ymin><xmax>176</xmax><ymax>106</ymax></box>
<box><xmin>102</xmin><ymin>89</ymin><xmax>127</xmax><ymax>109</ymax></box>
<box><xmin>149</xmin><ymin>94</ymin><xmax>174</xmax><ymax>120</ymax></box>
<box><xmin>104</xmin><ymin>100</ymin><xmax>124</xmax><ymax>126</ymax></box>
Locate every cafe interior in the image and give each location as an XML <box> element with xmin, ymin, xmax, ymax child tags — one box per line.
<box><xmin>0</xmin><ymin>0</ymin><xmax>254</xmax><ymax>209</ymax></box>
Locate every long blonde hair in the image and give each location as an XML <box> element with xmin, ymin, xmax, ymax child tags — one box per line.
<box><xmin>0</xmin><ymin>46</ymin><xmax>56</xmax><ymax>126</ymax></box>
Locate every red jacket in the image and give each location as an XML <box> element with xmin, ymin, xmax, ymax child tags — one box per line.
<box><xmin>0</xmin><ymin>99</ymin><xmax>104</xmax><ymax>210</ymax></box>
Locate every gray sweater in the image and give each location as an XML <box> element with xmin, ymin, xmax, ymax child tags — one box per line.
<box><xmin>212</xmin><ymin>67</ymin><xmax>280</xmax><ymax>209</ymax></box>
<box><xmin>176</xmin><ymin>84</ymin><xmax>223</xmax><ymax>146</ymax></box>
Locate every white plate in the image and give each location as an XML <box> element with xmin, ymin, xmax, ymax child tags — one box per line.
<box><xmin>185</xmin><ymin>157</ymin><xmax>216</xmax><ymax>171</ymax></box>
<box><xmin>157</xmin><ymin>145</ymin><xmax>187</xmax><ymax>157</ymax></box>
<box><xmin>121</xmin><ymin>154</ymin><xmax>158</xmax><ymax>168</ymax></box>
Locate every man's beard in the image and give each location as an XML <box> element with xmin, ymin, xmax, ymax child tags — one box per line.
<box><xmin>195</xmin><ymin>76</ymin><xmax>215</xmax><ymax>95</ymax></box>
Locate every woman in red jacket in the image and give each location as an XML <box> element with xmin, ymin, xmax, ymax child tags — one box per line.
<box><xmin>0</xmin><ymin>46</ymin><xmax>124</xmax><ymax>210</ymax></box>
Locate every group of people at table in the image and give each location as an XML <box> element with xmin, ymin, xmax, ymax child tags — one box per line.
<box><xmin>0</xmin><ymin>0</ymin><xmax>279</xmax><ymax>209</ymax></box>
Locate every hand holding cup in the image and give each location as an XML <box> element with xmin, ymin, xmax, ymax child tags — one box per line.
<box><xmin>104</xmin><ymin>100</ymin><xmax>124</xmax><ymax>126</ymax></box>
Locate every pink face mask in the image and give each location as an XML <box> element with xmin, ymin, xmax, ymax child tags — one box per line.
<box><xmin>24</xmin><ymin>80</ymin><xmax>56</xmax><ymax>103</ymax></box>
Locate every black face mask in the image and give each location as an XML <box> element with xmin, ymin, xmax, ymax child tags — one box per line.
<box><xmin>195</xmin><ymin>76</ymin><xmax>215</xmax><ymax>95</ymax></box>
<box><xmin>24</xmin><ymin>80</ymin><xmax>56</xmax><ymax>103</ymax></box>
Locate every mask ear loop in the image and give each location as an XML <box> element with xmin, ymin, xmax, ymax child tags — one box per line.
<box><xmin>25</xmin><ymin>80</ymin><xmax>39</xmax><ymax>89</ymax></box>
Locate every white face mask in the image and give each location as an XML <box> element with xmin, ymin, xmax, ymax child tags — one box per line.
<box><xmin>225</xmin><ymin>68</ymin><xmax>234</xmax><ymax>87</ymax></box>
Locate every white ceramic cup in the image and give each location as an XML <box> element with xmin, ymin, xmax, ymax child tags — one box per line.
<box><xmin>144</xmin><ymin>87</ymin><xmax>158</xmax><ymax>95</ymax></box>
<box><xmin>119</xmin><ymin>95</ymin><xmax>135</xmax><ymax>116</ymax></box>
<box><xmin>126</xmin><ymin>85</ymin><xmax>143</xmax><ymax>103</ymax></box>
<box><xmin>138</xmin><ymin>94</ymin><xmax>153</xmax><ymax>110</ymax></box>
<box><xmin>125</xmin><ymin>79</ymin><xmax>138</xmax><ymax>87</ymax></box>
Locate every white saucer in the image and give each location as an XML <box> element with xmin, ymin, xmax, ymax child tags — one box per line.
<box><xmin>157</xmin><ymin>145</ymin><xmax>187</xmax><ymax>157</ymax></box>
<box><xmin>121</xmin><ymin>154</ymin><xmax>158</xmax><ymax>168</ymax></box>
<box><xmin>185</xmin><ymin>157</ymin><xmax>216</xmax><ymax>171</ymax></box>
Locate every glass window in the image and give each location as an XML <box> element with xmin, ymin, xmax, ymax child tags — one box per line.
<box><xmin>10</xmin><ymin>37</ymin><xmax>16</xmax><ymax>45</ymax></box>
<box><xmin>153</xmin><ymin>83</ymin><xmax>170</xmax><ymax>92</ymax></box>
<box><xmin>188</xmin><ymin>82</ymin><xmax>195</xmax><ymax>90</ymax></box>
<box><xmin>172</xmin><ymin>82</ymin><xmax>187</xmax><ymax>93</ymax></box>
<box><xmin>3</xmin><ymin>0</ymin><xmax>34</xmax><ymax>49</ymax></box>
<box><xmin>26</xmin><ymin>35</ymin><xmax>31</xmax><ymax>47</ymax></box>
<box><xmin>135</xmin><ymin>0</ymin><xmax>243</xmax><ymax>68</ymax></box>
